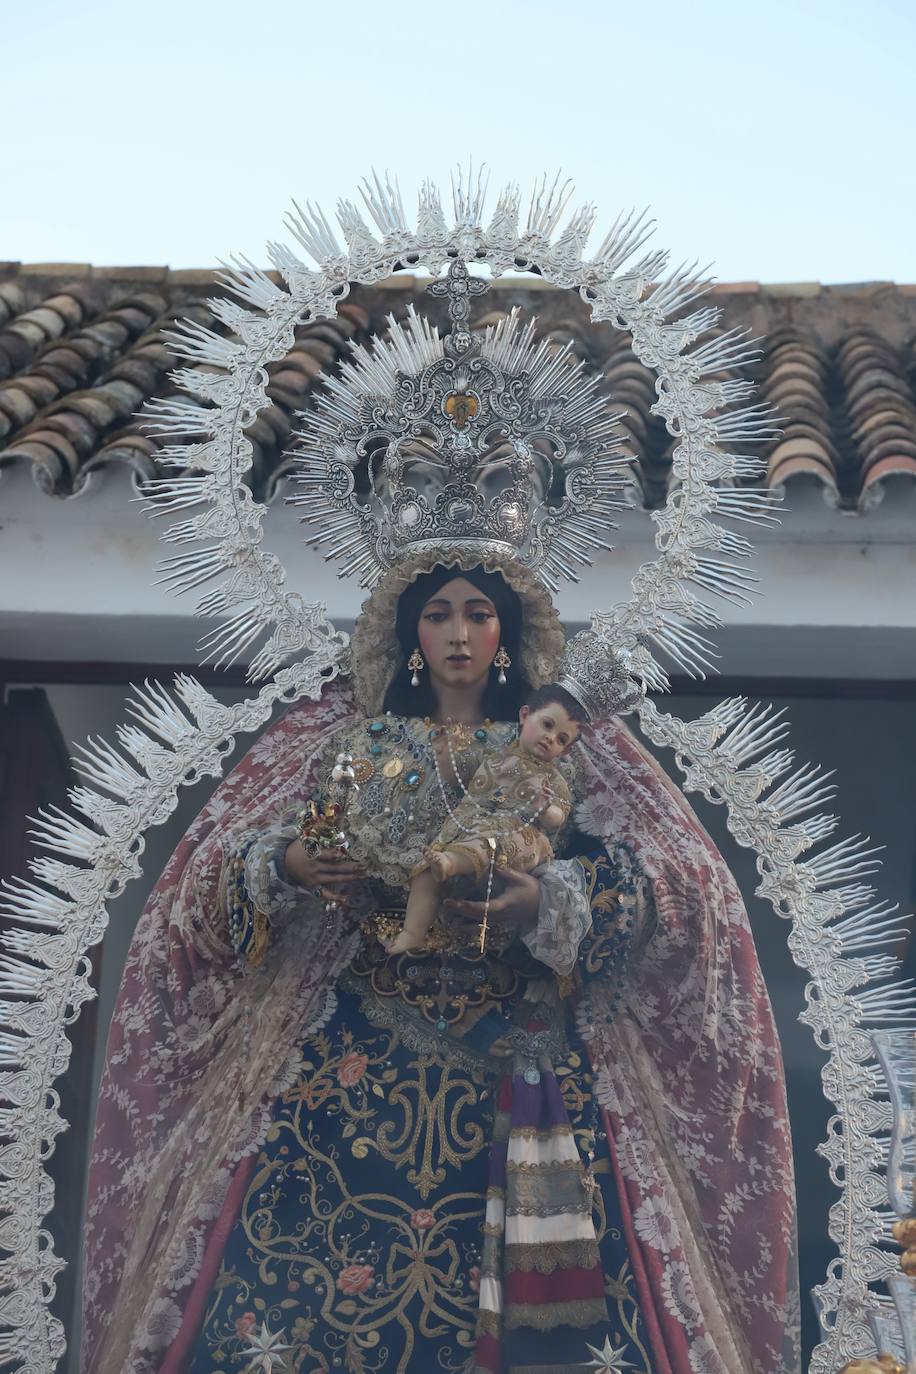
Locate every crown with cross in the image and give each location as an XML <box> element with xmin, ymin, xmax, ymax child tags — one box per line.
<box><xmin>289</xmin><ymin>258</ymin><xmax>632</xmax><ymax>590</ymax></box>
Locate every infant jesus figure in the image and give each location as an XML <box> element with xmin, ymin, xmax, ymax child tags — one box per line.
<box><xmin>385</xmin><ymin>685</ymin><xmax>586</xmax><ymax>955</ymax></box>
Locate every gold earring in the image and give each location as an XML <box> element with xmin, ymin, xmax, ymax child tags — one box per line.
<box><xmin>494</xmin><ymin>646</ymin><xmax>511</xmax><ymax>685</ymax></box>
<box><xmin>408</xmin><ymin>648</ymin><xmax>424</xmax><ymax>687</ymax></box>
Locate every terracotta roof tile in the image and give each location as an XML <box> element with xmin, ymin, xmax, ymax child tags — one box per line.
<box><xmin>0</xmin><ymin>267</ymin><xmax>913</xmax><ymax>513</ymax></box>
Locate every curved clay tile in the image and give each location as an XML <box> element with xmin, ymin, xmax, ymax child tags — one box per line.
<box><xmin>0</xmin><ymin>281</ymin><xmax>26</xmax><ymax>326</ymax></box>
<box><xmin>0</xmin><ymin>283</ymin><xmax>96</xmax><ymax>382</ymax></box>
<box><xmin>0</xmin><ymin>292</ymin><xmax>166</xmax><ymax>449</ymax></box>
<box><xmin>834</xmin><ymin>328</ymin><xmax>916</xmax><ymax>499</ymax></box>
<box><xmin>0</xmin><ymin>295</ymin><xmax>186</xmax><ymax>493</ymax></box>
<box><xmin>858</xmin><ymin>452</ymin><xmax>916</xmax><ymax>511</ymax></box>
<box><xmin>767</xmin><ymin>448</ymin><xmax>840</xmax><ymax>507</ymax></box>
<box><xmin>757</xmin><ymin>329</ymin><xmax>838</xmax><ymax>496</ymax></box>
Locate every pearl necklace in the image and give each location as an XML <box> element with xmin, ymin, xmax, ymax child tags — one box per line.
<box><xmin>430</xmin><ymin>727</ymin><xmax>555</xmax><ymax>952</ymax></box>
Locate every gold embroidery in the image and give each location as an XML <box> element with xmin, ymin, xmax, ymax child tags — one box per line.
<box><xmin>504</xmin><ymin>1238</ymin><xmax>603</xmax><ymax>1273</ymax></box>
<box><xmin>503</xmin><ymin>1298</ymin><xmax>609</xmax><ymax>1330</ymax></box>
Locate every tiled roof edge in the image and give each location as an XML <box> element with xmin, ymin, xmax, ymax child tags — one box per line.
<box><xmin>0</xmin><ymin>263</ymin><xmax>913</xmax><ymax>297</ymax></box>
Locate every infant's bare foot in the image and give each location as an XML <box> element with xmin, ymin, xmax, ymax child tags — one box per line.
<box><xmin>384</xmin><ymin>929</ymin><xmax>427</xmax><ymax>956</ymax></box>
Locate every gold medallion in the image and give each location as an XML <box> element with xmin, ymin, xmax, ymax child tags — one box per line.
<box><xmin>350</xmin><ymin>757</ymin><xmax>374</xmax><ymax>784</ymax></box>
<box><xmin>382</xmin><ymin>756</ymin><xmax>405</xmax><ymax>779</ymax></box>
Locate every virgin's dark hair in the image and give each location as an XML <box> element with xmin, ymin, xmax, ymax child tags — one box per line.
<box><xmin>382</xmin><ymin>564</ymin><xmax>531</xmax><ymax>722</ymax></box>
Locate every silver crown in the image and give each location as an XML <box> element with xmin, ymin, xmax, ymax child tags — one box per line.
<box><xmin>559</xmin><ymin>630</ymin><xmax>645</xmax><ymax>720</ymax></box>
<box><xmin>289</xmin><ymin>260</ymin><xmax>632</xmax><ymax>590</ymax></box>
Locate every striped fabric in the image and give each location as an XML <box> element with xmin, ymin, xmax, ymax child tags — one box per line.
<box><xmin>474</xmin><ymin>1064</ymin><xmax>608</xmax><ymax>1373</ymax></box>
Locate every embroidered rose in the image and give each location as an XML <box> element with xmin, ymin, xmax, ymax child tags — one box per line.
<box><xmin>235</xmin><ymin>1311</ymin><xmax>257</xmax><ymax>1338</ymax></box>
<box><xmin>338</xmin><ymin>1264</ymin><xmax>375</xmax><ymax>1294</ymax></box>
<box><xmin>410</xmin><ymin>1208</ymin><xmax>436</xmax><ymax>1231</ymax></box>
<box><xmin>337</xmin><ymin>1052</ymin><xmax>369</xmax><ymax>1088</ymax></box>
<box><xmin>469</xmin><ymin>1265</ymin><xmax>481</xmax><ymax>1293</ymax></box>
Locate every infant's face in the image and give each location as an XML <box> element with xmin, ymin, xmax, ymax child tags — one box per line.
<box><xmin>518</xmin><ymin>703</ymin><xmax>580</xmax><ymax>761</ymax></box>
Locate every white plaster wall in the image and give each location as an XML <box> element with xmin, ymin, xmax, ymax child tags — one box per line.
<box><xmin>2</xmin><ymin>462</ymin><xmax>916</xmax><ymax>676</ymax></box>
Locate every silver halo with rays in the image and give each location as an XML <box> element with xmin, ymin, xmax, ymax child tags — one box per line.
<box><xmin>0</xmin><ymin>169</ymin><xmax>911</xmax><ymax>1372</ymax></box>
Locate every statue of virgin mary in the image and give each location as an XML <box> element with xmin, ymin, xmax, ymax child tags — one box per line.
<box><xmin>81</xmin><ymin>261</ymin><xmax>801</xmax><ymax>1374</ymax></box>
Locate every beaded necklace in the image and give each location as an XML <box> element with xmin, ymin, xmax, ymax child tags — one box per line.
<box><xmin>429</xmin><ymin>724</ymin><xmax>557</xmax><ymax>952</ymax></box>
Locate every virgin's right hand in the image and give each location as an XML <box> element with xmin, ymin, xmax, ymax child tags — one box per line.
<box><xmin>284</xmin><ymin>840</ymin><xmax>366</xmax><ymax>904</ymax></box>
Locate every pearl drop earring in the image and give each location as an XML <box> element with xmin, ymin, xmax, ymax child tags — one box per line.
<box><xmin>408</xmin><ymin>648</ymin><xmax>424</xmax><ymax>687</ymax></box>
<box><xmin>494</xmin><ymin>646</ymin><xmax>511</xmax><ymax>685</ymax></box>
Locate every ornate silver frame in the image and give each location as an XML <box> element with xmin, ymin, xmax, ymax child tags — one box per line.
<box><xmin>1</xmin><ymin>172</ymin><xmax>911</xmax><ymax>1371</ymax></box>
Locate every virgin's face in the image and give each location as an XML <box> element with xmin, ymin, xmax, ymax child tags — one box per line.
<box><xmin>416</xmin><ymin>577</ymin><xmax>501</xmax><ymax>699</ymax></box>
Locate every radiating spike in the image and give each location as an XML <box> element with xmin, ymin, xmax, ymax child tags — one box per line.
<box><xmin>0</xmin><ymin>960</ymin><xmax>45</xmax><ymax>994</ymax></box>
<box><xmin>697</xmin><ymin>697</ymin><xmax>749</xmax><ymax>732</ymax></box>
<box><xmin>27</xmin><ymin>855</ymin><xmax>86</xmax><ymax>895</ymax></box>
<box><xmin>2</xmin><ymin>928</ymin><xmax>70</xmax><ymax>970</ymax></box>
<box><xmin>214</xmin><ymin>255</ymin><xmax>286</xmax><ymax>311</ymax></box>
<box><xmin>0</xmin><ymin>877</ymin><xmax>73</xmax><ymax>929</ymax></box>
<box><xmin>831</xmin><ymin>905</ymin><xmax>910</xmax><ymax>950</ymax></box>
<box><xmin>452</xmin><ymin>160</ymin><xmax>489</xmax><ymax>225</ymax></box>
<box><xmin>265</xmin><ymin>237</ymin><xmax>305</xmax><ymax>274</ymax></box>
<box><xmin>858</xmin><ymin>954</ymin><xmax>903</xmax><ymax>982</ymax></box>
<box><xmin>648</xmin><ymin>261</ymin><xmax>712</xmax><ymax>319</ymax></box>
<box><xmin>418</xmin><ymin>179</ymin><xmax>448</xmax><ymax>239</ymax></box>
<box><xmin>0</xmin><ymin>1031</ymin><xmax>31</xmax><ymax>1067</ymax></box>
<box><xmin>714</xmin><ymin>488</ymin><xmax>782</xmax><ymax>526</ymax></box>
<box><xmin>141</xmin><ymin>397</ymin><xmax>214</xmax><ymax>438</ymax></box>
<box><xmin>806</xmin><ymin>835</ymin><xmax>884</xmax><ymax>886</ymax></box>
<box><xmin>593</xmin><ymin>207</ymin><xmax>656</xmax><ymax>277</ymax></box>
<box><xmin>28</xmin><ymin>806</ymin><xmax>101</xmax><ymax>860</ymax></box>
<box><xmin>126</xmin><ymin>680</ymin><xmax>195</xmax><ymax>746</ymax></box>
<box><xmin>687</xmin><ymin>327</ymin><xmax>764</xmax><ymax>378</ymax></box>
<box><xmin>787</xmin><ymin>813</ymin><xmax>839</xmax><ymax>845</ymax></box>
<box><xmin>713</xmin><ymin>405</ymin><xmax>782</xmax><ymax>445</ymax></box>
<box><xmin>285</xmin><ymin>198</ymin><xmax>341</xmax><ymax>262</ymax></box>
<box><xmin>163</xmin><ymin>320</ymin><xmax>240</xmax><ymax>367</ymax></box>
<box><xmin>651</xmin><ymin>617</ymin><xmax>720</xmax><ymax>677</ymax></box>
<box><xmin>748</xmin><ymin>748</ymin><xmax>795</xmax><ymax>785</ymax></box>
<box><xmin>853</xmin><ymin>980</ymin><xmax>916</xmax><ymax>1023</ymax></box>
<box><xmin>526</xmin><ymin>171</ymin><xmax>574</xmax><ymax>238</ymax></box>
<box><xmin>358</xmin><ymin>169</ymin><xmax>407</xmax><ymax>235</ymax></box>
<box><xmin>485</xmin><ymin>181</ymin><xmax>520</xmax><ymax>239</ymax></box>
<box><xmin>197</xmin><ymin>608</ymin><xmax>263</xmax><ymax>668</ymax></box>
<box><xmin>139</xmin><ymin>477</ymin><xmax>214</xmax><ymax>515</ymax></box>
<box><xmin>688</xmin><ymin>557</ymin><xmax>759</xmax><ymax>607</ymax></box>
<box><xmin>765</xmin><ymin>764</ymin><xmax>836</xmax><ymax>821</ymax></box>
<box><xmin>718</xmin><ymin>704</ymin><xmax>789</xmax><ymax>765</ymax></box>
<box><xmin>831</xmin><ymin>883</ymin><xmax>879</xmax><ymax>912</ymax></box>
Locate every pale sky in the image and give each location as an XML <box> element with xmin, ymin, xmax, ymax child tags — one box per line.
<box><xmin>1</xmin><ymin>0</ymin><xmax>913</xmax><ymax>283</ymax></box>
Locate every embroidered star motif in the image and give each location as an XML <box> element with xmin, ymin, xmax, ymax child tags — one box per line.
<box><xmin>239</xmin><ymin>1320</ymin><xmax>294</xmax><ymax>1371</ymax></box>
<box><xmin>584</xmin><ymin>1336</ymin><xmax>635</xmax><ymax>1372</ymax></box>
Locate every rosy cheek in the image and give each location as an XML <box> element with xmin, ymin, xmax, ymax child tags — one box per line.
<box><xmin>417</xmin><ymin>620</ymin><xmax>441</xmax><ymax>659</ymax></box>
<box><xmin>478</xmin><ymin>619</ymin><xmax>500</xmax><ymax>656</ymax></box>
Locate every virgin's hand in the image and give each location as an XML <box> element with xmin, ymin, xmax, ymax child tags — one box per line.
<box><xmin>284</xmin><ymin>841</ymin><xmax>365</xmax><ymax>906</ymax></box>
<box><xmin>443</xmin><ymin>866</ymin><xmax>541</xmax><ymax>932</ymax></box>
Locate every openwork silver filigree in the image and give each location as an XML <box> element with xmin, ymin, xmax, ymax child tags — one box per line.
<box><xmin>0</xmin><ymin>170</ymin><xmax>912</xmax><ymax>1372</ymax></box>
<box><xmin>289</xmin><ymin>257</ymin><xmax>632</xmax><ymax>590</ymax></box>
